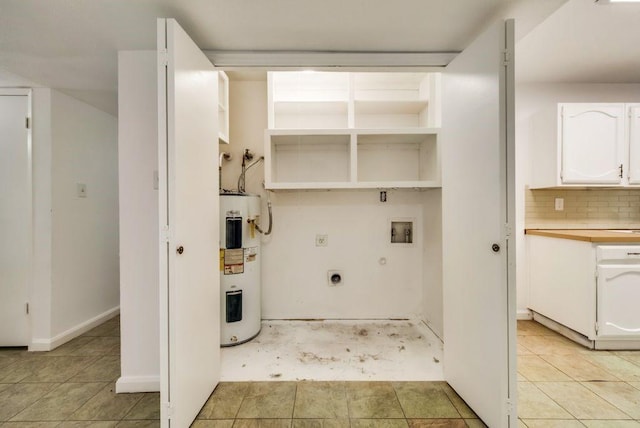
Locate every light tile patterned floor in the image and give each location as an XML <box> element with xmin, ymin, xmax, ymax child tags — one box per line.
<box><xmin>2</xmin><ymin>317</ymin><xmax>639</xmax><ymax>427</ymax></box>
<box><xmin>517</xmin><ymin>320</ymin><xmax>640</xmax><ymax>427</ymax></box>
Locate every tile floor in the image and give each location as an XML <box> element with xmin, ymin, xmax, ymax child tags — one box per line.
<box><xmin>0</xmin><ymin>316</ymin><xmax>159</xmax><ymax>427</ymax></box>
<box><xmin>517</xmin><ymin>320</ymin><xmax>640</xmax><ymax>427</ymax></box>
<box><xmin>2</xmin><ymin>317</ymin><xmax>640</xmax><ymax>427</ymax></box>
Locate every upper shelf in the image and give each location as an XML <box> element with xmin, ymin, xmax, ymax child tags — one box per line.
<box><xmin>268</xmin><ymin>71</ymin><xmax>441</xmax><ymax>130</ymax></box>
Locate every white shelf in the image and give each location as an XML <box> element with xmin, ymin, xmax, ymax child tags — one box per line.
<box><xmin>354</xmin><ymin>100</ymin><xmax>428</xmax><ymax>115</ymax></box>
<box><xmin>265</xmin><ymin>129</ymin><xmax>440</xmax><ymax>190</ymax></box>
<box><xmin>265</xmin><ymin>72</ymin><xmax>441</xmax><ymax>190</ymax></box>
<box><xmin>272</xmin><ymin>101</ymin><xmax>349</xmax><ymax>129</ymax></box>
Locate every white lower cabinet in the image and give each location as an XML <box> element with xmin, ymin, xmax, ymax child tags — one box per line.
<box><xmin>528</xmin><ymin>235</ymin><xmax>640</xmax><ymax>348</ymax></box>
<box><xmin>597</xmin><ymin>265</ymin><xmax>640</xmax><ymax>338</ymax></box>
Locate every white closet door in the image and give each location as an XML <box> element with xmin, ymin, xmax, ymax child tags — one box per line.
<box><xmin>628</xmin><ymin>104</ymin><xmax>640</xmax><ymax>185</ymax></box>
<box><xmin>442</xmin><ymin>21</ymin><xmax>516</xmax><ymax>427</ymax></box>
<box><xmin>0</xmin><ymin>92</ymin><xmax>31</xmax><ymax>346</ymax></box>
<box><xmin>157</xmin><ymin>19</ymin><xmax>220</xmax><ymax>428</ymax></box>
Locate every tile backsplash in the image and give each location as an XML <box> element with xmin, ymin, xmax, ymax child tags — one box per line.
<box><xmin>526</xmin><ymin>188</ymin><xmax>640</xmax><ymax>229</ymax></box>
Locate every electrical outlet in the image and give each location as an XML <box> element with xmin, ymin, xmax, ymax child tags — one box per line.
<box><xmin>555</xmin><ymin>197</ymin><xmax>564</xmax><ymax>211</ymax></box>
<box><xmin>316</xmin><ymin>234</ymin><xmax>328</xmax><ymax>247</ymax></box>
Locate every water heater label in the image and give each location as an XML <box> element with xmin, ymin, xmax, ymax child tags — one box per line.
<box><xmin>224</xmin><ymin>248</ymin><xmax>244</xmax><ymax>275</ymax></box>
<box><xmin>245</xmin><ymin>246</ymin><xmax>258</xmax><ymax>263</ymax></box>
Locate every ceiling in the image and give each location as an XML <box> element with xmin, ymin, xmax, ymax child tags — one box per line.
<box><xmin>0</xmin><ymin>0</ymin><xmax>593</xmax><ymax>116</ymax></box>
<box><xmin>517</xmin><ymin>0</ymin><xmax>640</xmax><ymax>83</ymax></box>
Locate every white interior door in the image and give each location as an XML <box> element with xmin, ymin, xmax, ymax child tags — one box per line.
<box><xmin>158</xmin><ymin>19</ymin><xmax>220</xmax><ymax>428</ymax></box>
<box><xmin>441</xmin><ymin>20</ymin><xmax>516</xmax><ymax>427</ymax></box>
<box><xmin>0</xmin><ymin>91</ymin><xmax>31</xmax><ymax>346</ymax></box>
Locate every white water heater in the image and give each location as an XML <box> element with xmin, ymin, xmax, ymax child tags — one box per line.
<box><xmin>219</xmin><ymin>193</ymin><xmax>262</xmax><ymax>346</ymax></box>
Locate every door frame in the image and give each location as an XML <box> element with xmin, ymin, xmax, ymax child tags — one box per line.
<box><xmin>0</xmin><ymin>88</ymin><xmax>33</xmax><ymax>347</ymax></box>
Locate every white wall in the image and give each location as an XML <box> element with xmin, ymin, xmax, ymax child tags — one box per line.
<box><xmin>49</xmin><ymin>90</ymin><xmax>119</xmax><ymax>338</ymax></box>
<box><xmin>229</xmin><ymin>79</ymin><xmax>440</xmax><ymax>322</ymax></box>
<box><xmin>515</xmin><ymin>83</ymin><xmax>640</xmax><ymax>316</ymax></box>
<box><xmin>421</xmin><ymin>189</ymin><xmax>443</xmax><ymax>338</ymax></box>
<box><xmin>31</xmin><ymin>88</ymin><xmax>54</xmax><ymax>342</ymax></box>
<box><xmin>116</xmin><ymin>51</ymin><xmax>160</xmax><ymax>392</ymax></box>
<box><xmin>25</xmin><ymin>86</ymin><xmax>120</xmax><ymax>350</ymax></box>
<box><xmin>261</xmin><ymin>191</ymin><xmax>425</xmax><ymax>319</ymax></box>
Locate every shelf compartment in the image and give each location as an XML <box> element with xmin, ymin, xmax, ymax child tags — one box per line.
<box><xmin>271</xmin><ymin>71</ymin><xmax>350</xmax><ymax>102</ymax></box>
<box><xmin>273</xmin><ymin>101</ymin><xmax>349</xmax><ymax>129</ymax></box>
<box><xmin>269</xmin><ymin>133</ymin><xmax>351</xmax><ymax>184</ymax></box>
<box><xmin>354</xmin><ymin>100</ymin><xmax>429</xmax><ymax>129</ymax></box>
<box><xmin>357</xmin><ymin>133</ymin><xmax>439</xmax><ymax>184</ymax></box>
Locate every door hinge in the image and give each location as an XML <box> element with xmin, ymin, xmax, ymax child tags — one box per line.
<box><xmin>162</xmin><ymin>402</ymin><xmax>174</xmax><ymax>419</ymax></box>
<box><xmin>25</xmin><ymin>117</ymin><xmax>30</xmax><ymax>129</ymax></box>
<box><xmin>159</xmin><ymin>49</ymin><xmax>169</xmax><ymax>67</ymax></box>
<box><xmin>161</xmin><ymin>226</ymin><xmax>172</xmax><ymax>243</ymax></box>
<box><xmin>505</xmin><ymin>398</ymin><xmax>514</xmax><ymax>416</ymax></box>
<box><xmin>502</xmin><ymin>49</ymin><xmax>512</xmax><ymax>66</ymax></box>
<box><xmin>25</xmin><ymin>302</ymin><xmax>29</xmax><ymax>315</ymax></box>
<box><xmin>504</xmin><ymin>223</ymin><xmax>513</xmax><ymax>239</ymax></box>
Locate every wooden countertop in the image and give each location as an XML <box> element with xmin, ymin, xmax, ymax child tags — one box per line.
<box><xmin>525</xmin><ymin>229</ymin><xmax>640</xmax><ymax>243</ymax></box>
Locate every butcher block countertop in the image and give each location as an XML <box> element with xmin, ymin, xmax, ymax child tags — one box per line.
<box><xmin>525</xmin><ymin>229</ymin><xmax>640</xmax><ymax>243</ymax></box>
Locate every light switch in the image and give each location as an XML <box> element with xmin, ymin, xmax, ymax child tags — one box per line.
<box><xmin>555</xmin><ymin>198</ymin><xmax>564</xmax><ymax>211</ymax></box>
<box><xmin>77</xmin><ymin>183</ymin><xmax>87</xmax><ymax>198</ymax></box>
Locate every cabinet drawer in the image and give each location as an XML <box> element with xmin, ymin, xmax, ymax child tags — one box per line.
<box><xmin>597</xmin><ymin>245</ymin><xmax>640</xmax><ymax>262</ymax></box>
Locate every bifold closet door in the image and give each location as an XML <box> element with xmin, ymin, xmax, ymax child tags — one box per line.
<box><xmin>441</xmin><ymin>20</ymin><xmax>517</xmax><ymax>427</ymax></box>
<box><xmin>157</xmin><ymin>18</ymin><xmax>220</xmax><ymax>428</ymax></box>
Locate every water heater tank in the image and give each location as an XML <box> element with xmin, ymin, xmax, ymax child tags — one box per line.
<box><xmin>219</xmin><ymin>193</ymin><xmax>261</xmax><ymax>346</ymax></box>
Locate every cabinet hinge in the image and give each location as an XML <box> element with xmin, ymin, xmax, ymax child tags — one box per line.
<box><xmin>595</xmin><ymin>322</ymin><xmax>599</xmax><ymax>334</ymax></box>
<box><xmin>505</xmin><ymin>398</ymin><xmax>514</xmax><ymax>416</ymax></box>
<box><xmin>25</xmin><ymin>117</ymin><xmax>30</xmax><ymax>129</ymax></box>
<box><xmin>159</xmin><ymin>49</ymin><xmax>169</xmax><ymax>67</ymax></box>
<box><xmin>162</xmin><ymin>402</ymin><xmax>174</xmax><ymax>419</ymax></box>
<box><xmin>25</xmin><ymin>302</ymin><xmax>29</xmax><ymax>315</ymax></box>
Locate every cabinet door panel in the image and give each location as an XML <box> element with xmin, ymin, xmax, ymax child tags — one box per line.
<box><xmin>628</xmin><ymin>104</ymin><xmax>640</xmax><ymax>185</ymax></box>
<box><xmin>597</xmin><ymin>266</ymin><xmax>640</xmax><ymax>338</ymax></box>
<box><xmin>561</xmin><ymin>104</ymin><xmax>624</xmax><ymax>184</ymax></box>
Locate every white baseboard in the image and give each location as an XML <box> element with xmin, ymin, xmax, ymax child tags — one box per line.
<box><xmin>116</xmin><ymin>375</ymin><xmax>160</xmax><ymax>393</ymax></box>
<box><xmin>517</xmin><ymin>309</ymin><xmax>533</xmax><ymax>320</ymax></box>
<box><xmin>30</xmin><ymin>306</ymin><xmax>120</xmax><ymax>351</ymax></box>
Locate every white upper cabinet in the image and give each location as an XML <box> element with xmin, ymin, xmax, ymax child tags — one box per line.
<box><xmin>530</xmin><ymin>103</ymin><xmax>637</xmax><ymax>188</ymax></box>
<box><xmin>265</xmin><ymin>71</ymin><xmax>441</xmax><ymax>190</ymax></box>
<box><xmin>561</xmin><ymin>104</ymin><xmax>624</xmax><ymax>185</ymax></box>
<box><xmin>628</xmin><ymin>104</ymin><xmax>640</xmax><ymax>185</ymax></box>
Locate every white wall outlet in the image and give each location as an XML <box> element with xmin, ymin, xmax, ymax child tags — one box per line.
<box><xmin>554</xmin><ymin>197</ymin><xmax>564</xmax><ymax>211</ymax></box>
<box><xmin>77</xmin><ymin>183</ymin><xmax>87</xmax><ymax>198</ymax></box>
<box><xmin>316</xmin><ymin>234</ymin><xmax>328</xmax><ymax>247</ymax></box>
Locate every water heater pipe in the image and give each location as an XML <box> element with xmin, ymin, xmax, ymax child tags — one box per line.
<box><xmin>219</xmin><ymin>152</ymin><xmax>232</xmax><ymax>191</ymax></box>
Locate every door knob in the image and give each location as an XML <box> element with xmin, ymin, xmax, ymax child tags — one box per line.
<box><xmin>176</xmin><ymin>246</ymin><xmax>184</xmax><ymax>255</ymax></box>
<box><xmin>491</xmin><ymin>243</ymin><xmax>500</xmax><ymax>253</ymax></box>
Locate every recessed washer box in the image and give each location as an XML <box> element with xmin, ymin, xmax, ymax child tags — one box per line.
<box><xmin>391</xmin><ymin>220</ymin><xmax>414</xmax><ymax>244</ymax></box>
